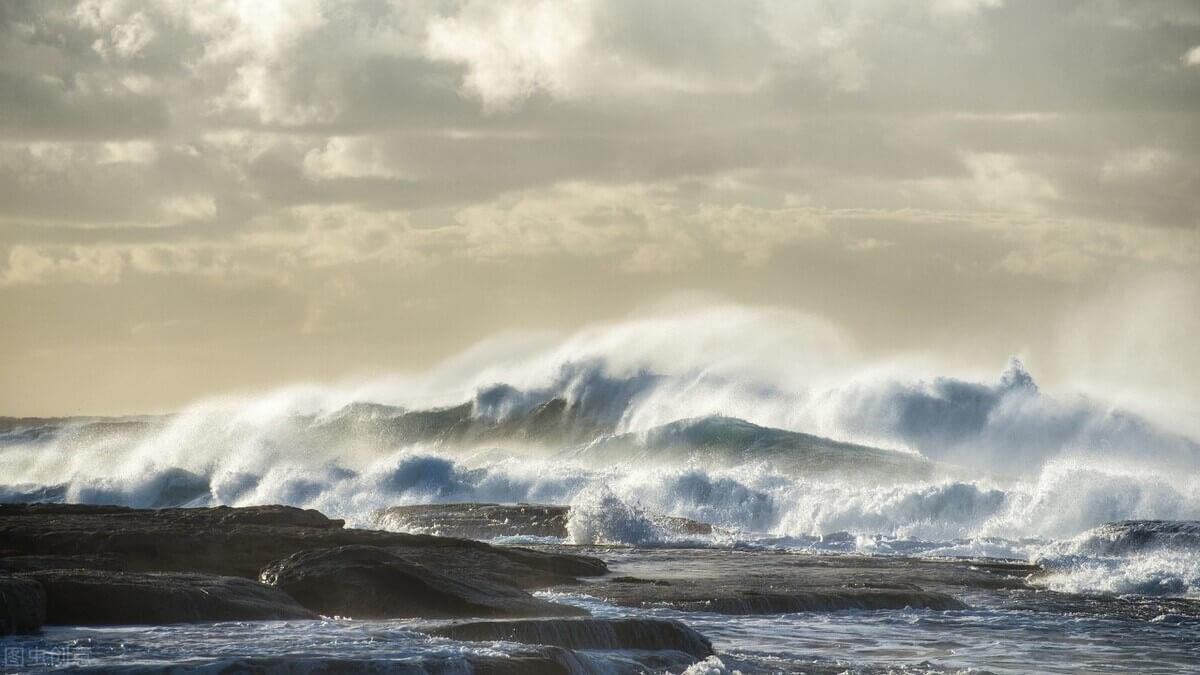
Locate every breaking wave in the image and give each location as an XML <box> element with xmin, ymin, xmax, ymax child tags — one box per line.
<box><xmin>1034</xmin><ymin>521</ymin><xmax>1200</xmax><ymax>597</ymax></box>
<box><xmin>1</xmin><ymin>307</ymin><xmax>1198</xmax><ymax>598</ymax></box>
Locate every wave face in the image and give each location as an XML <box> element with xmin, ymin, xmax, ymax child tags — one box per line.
<box><xmin>1035</xmin><ymin>521</ymin><xmax>1200</xmax><ymax>597</ymax></box>
<box><xmin>2</xmin><ymin>308</ymin><xmax>1199</xmax><ymax>598</ymax></box>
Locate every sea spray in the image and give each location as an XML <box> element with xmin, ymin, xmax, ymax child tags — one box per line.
<box><xmin>566</xmin><ymin>485</ymin><xmax>659</xmax><ymax>546</ymax></box>
<box><xmin>3</xmin><ymin>311</ymin><xmax>1200</xmax><ymax>598</ymax></box>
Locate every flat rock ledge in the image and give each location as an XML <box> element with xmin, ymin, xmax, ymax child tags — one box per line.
<box><xmin>375</xmin><ymin>502</ymin><xmax>714</xmax><ymax>541</ymax></box>
<box><xmin>260</xmin><ymin>545</ymin><xmax>587</xmax><ymax>619</ymax></box>
<box><xmin>0</xmin><ymin>503</ymin><xmax>610</xmax><ymax>627</ymax></box>
<box><xmin>561</xmin><ymin>548</ymin><xmax>1027</xmax><ymax>616</ymax></box>
<box><xmin>634</xmin><ymin>587</ymin><xmax>967</xmax><ymax>614</ymax></box>
<box><xmin>0</xmin><ymin>502</ymin><xmax>607</xmax><ymax>583</ymax></box>
<box><xmin>425</xmin><ymin>617</ymin><xmax>715</xmax><ymax>659</ymax></box>
<box><xmin>0</xmin><ymin>575</ymin><xmax>46</xmax><ymax>634</ymax></box>
<box><xmin>26</xmin><ymin>569</ymin><xmax>316</xmax><ymax>625</ymax></box>
<box><xmin>66</xmin><ymin>649</ymin><xmax>592</xmax><ymax>675</ymax></box>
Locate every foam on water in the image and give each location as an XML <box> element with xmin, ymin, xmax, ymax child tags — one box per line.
<box><xmin>1032</xmin><ymin>521</ymin><xmax>1200</xmax><ymax>597</ymax></box>
<box><xmin>2</xmin><ymin>309</ymin><xmax>1199</xmax><ymax>601</ymax></box>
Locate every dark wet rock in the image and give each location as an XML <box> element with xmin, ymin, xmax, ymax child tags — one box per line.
<box><xmin>482</xmin><ymin>543</ymin><xmax>607</xmax><ymax>579</ymax></box>
<box><xmin>0</xmin><ymin>575</ymin><xmax>46</xmax><ymax>634</ymax></box>
<box><xmin>25</xmin><ymin>569</ymin><xmax>315</xmax><ymax>625</ymax></box>
<box><xmin>553</xmin><ymin>548</ymin><xmax>1036</xmax><ymax>615</ymax></box>
<box><xmin>376</xmin><ymin>503</ymin><xmax>571</xmax><ymax>539</ymax></box>
<box><xmin>609</xmin><ymin>576</ymin><xmax>670</xmax><ymax>586</ymax></box>
<box><xmin>656</xmin><ymin>515</ymin><xmax>715</xmax><ymax>536</ymax></box>
<box><xmin>0</xmin><ymin>503</ymin><xmax>606</xmax><ymax>585</ymax></box>
<box><xmin>375</xmin><ymin>502</ymin><xmax>714</xmax><ymax>541</ymax></box>
<box><xmin>426</xmin><ymin>617</ymin><xmax>715</xmax><ymax>658</ymax></box>
<box><xmin>598</xmin><ymin>577</ymin><xmax>967</xmax><ymax>613</ymax></box>
<box><xmin>68</xmin><ymin>649</ymin><xmax>589</xmax><ymax>675</ymax></box>
<box><xmin>663</xmin><ymin>588</ymin><xmax>965</xmax><ymax>613</ymax></box>
<box><xmin>260</xmin><ymin>545</ymin><xmax>586</xmax><ymax>619</ymax></box>
<box><xmin>0</xmin><ymin>554</ymin><xmax>125</xmax><ymax>573</ymax></box>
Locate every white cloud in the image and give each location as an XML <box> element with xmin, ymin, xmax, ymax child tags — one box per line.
<box><xmin>454</xmin><ymin>181</ymin><xmax>826</xmax><ymax>270</ymax></box>
<box><xmin>930</xmin><ymin>0</ymin><xmax>1004</xmax><ymax>16</ymax></box>
<box><xmin>161</xmin><ymin>194</ymin><xmax>216</xmax><ymax>221</ymax></box>
<box><xmin>1185</xmin><ymin>45</ymin><xmax>1200</xmax><ymax>66</ymax></box>
<box><xmin>425</xmin><ymin>0</ymin><xmax>593</xmax><ymax>110</ymax></box>
<box><xmin>99</xmin><ymin>141</ymin><xmax>159</xmax><ymax>165</ymax></box>
<box><xmin>94</xmin><ymin>10</ymin><xmax>157</xmax><ymax>60</ymax></box>
<box><xmin>424</xmin><ymin>0</ymin><xmax>1005</xmax><ymax>107</ymax></box>
<box><xmin>1101</xmin><ymin>148</ymin><xmax>1172</xmax><ymax>179</ymax></box>
<box><xmin>847</xmin><ymin>237</ymin><xmax>895</xmax><ymax>252</ymax></box>
<box><xmin>994</xmin><ymin>217</ymin><xmax>1199</xmax><ymax>283</ymax></box>
<box><xmin>965</xmin><ymin>153</ymin><xmax>1058</xmax><ymax>211</ymax></box>
<box><xmin>909</xmin><ymin>153</ymin><xmax>1059</xmax><ymax>215</ymax></box>
<box><xmin>303</xmin><ymin>137</ymin><xmax>408</xmax><ymax>180</ymax></box>
<box><xmin>1</xmin><ymin>245</ymin><xmax>124</xmax><ymax>286</ymax></box>
<box><xmin>1</xmin><ymin>0</ymin><xmax>1197</xmax><ymax>291</ymax></box>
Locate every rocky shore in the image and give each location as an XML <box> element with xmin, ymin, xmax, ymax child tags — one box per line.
<box><xmin>0</xmin><ymin>503</ymin><xmax>607</xmax><ymax>630</ymax></box>
<box><xmin>0</xmin><ymin>502</ymin><xmax>1030</xmax><ymax>671</ymax></box>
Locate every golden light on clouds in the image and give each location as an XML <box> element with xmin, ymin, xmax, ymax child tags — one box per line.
<box><xmin>1</xmin><ymin>0</ymin><xmax>1197</xmax><ymax>416</ymax></box>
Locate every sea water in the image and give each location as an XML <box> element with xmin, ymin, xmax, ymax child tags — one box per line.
<box><xmin>3</xmin><ymin>314</ymin><xmax>1199</xmax><ymax>672</ymax></box>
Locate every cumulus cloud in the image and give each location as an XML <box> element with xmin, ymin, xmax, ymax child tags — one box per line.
<box><xmin>450</xmin><ymin>181</ymin><xmax>828</xmax><ymax>271</ymax></box>
<box><xmin>1</xmin><ymin>0</ymin><xmax>1198</xmax><ymax>414</ymax></box>
<box><xmin>425</xmin><ymin>0</ymin><xmax>593</xmax><ymax>110</ymax></box>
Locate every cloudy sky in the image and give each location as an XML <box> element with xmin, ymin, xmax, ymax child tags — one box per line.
<box><xmin>1</xmin><ymin>0</ymin><xmax>1198</xmax><ymax>416</ymax></box>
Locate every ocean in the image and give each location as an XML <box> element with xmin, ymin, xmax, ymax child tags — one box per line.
<box><xmin>2</xmin><ymin>332</ymin><xmax>1198</xmax><ymax>673</ymax></box>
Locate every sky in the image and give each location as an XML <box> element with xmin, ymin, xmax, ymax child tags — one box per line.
<box><xmin>1</xmin><ymin>0</ymin><xmax>1198</xmax><ymax>417</ymax></box>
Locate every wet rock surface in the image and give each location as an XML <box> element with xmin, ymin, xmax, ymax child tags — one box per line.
<box><xmin>66</xmin><ymin>650</ymin><xmax>591</xmax><ymax>675</ymax></box>
<box><xmin>0</xmin><ymin>575</ymin><xmax>45</xmax><ymax>634</ymax></box>
<box><xmin>377</xmin><ymin>503</ymin><xmax>572</xmax><ymax>539</ymax></box>
<box><xmin>25</xmin><ymin>569</ymin><xmax>316</xmax><ymax>625</ymax></box>
<box><xmin>0</xmin><ymin>503</ymin><xmax>606</xmax><ymax>583</ymax></box>
<box><xmin>554</xmin><ymin>547</ymin><xmax>1039</xmax><ymax>614</ymax></box>
<box><xmin>375</xmin><ymin>502</ymin><xmax>714</xmax><ymax>540</ymax></box>
<box><xmin>260</xmin><ymin>545</ymin><xmax>587</xmax><ymax>619</ymax></box>
<box><xmin>0</xmin><ymin>503</ymin><xmax>609</xmax><ymax>626</ymax></box>
<box><xmin>425</xmin><ymin>617</ymin><xmax>715</xmax><ymax>658</ymax></box>
<box><xmin>3</xmin><ymin>502</ymin><xmax>1198</xmax><ymax>673</ymax></box>
<box><xmin>0</xmin><ymin>554</ymin><xmax>125</xmax><ymax>574</ymax></box>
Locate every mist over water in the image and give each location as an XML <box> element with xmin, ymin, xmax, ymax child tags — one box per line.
<box><xmin>3</xmin><ymin>305</ymin><xmax>1199</xmax><ymax>598</ymax></box>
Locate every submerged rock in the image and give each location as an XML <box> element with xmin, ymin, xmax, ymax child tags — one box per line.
<box><xmin>0</xmin><ymin>575</ymin><xmax>46</xmax><ymax>634</ymax></box>
<box><xmin>426</xmin><ymin>617</ymin><xmax>715</xmax><ymax>659</ymax></box>
<box><xmin>25</xmin><ymin>569</ymin><xmax>316</xmax><ymax>625</ymax></box>
<box><xmin>260</xmin><ymin>545</ymin><xmax>587</xmax><ymax>619</ymax></box>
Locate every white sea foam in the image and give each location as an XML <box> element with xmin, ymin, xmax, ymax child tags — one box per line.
<box><xmin>1032</xmin><ymin>520</ymin><xmax>1200</xmax><ymax>597</ymax></box>
<box><xmin>681</xmin><ymin>655</ymin><xmax>742</xmax><ymax>675</ymax></box>
<box><xmin>1036</xmin><ymin>549</ymin><xmax>1200</xmax><ymax>597</ymax></box>
<box><xmin>566</xmin><ymin>485</ymin><xmax>661</xmax><ymax>546</ymax></box>
<box><xmin>2</xmin><ymin>308</ymin><xmax>1199</xmax><ymax>598</ymax></box>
